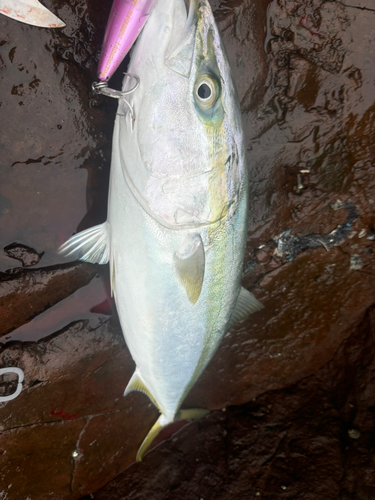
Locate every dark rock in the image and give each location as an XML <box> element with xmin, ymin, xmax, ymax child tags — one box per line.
<box><xmin>4</xmin><ymin>242</ymin><xmax>44</xmax><ymax>267</ymax></box>
<box><xmin>0</xmin><ymin>0</ymin><xmax>113</xmax><ymax>273</ymax></box>
<box><xmin>0</xmin><ymin>319</ymin><xmax>158</xmax><ymax>499</ymax></box>
<box><xmin>0</xmin><ymin>262</ymin><xmax>99</xmax><ymax>337</ymax></box>
<box><xmin>0</xmin><ymin>419</ymin><xmax>84</xmax><ymax>500</ymax></box>
<box><xmin>94</xmin><ymin>307</ymin><xmax>375</xmax><ymax>500</ymax></box>
<box><xmin>0</xmin><ymin>0</ymin><xmax>374</xmax><ymax>498</ymax></box>
<box><xmin>0</xmin><ymin>194</ymin><xmax>12</xmax><ymax>218</ymax></box>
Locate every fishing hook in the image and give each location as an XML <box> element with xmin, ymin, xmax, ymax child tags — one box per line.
<box><xmin>92</xmin><ymin>73</ymin><xmax>140</xmax><ymax>127</ymax></box>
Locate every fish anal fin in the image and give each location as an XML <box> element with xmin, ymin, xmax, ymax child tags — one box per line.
<box><xmin>136</xmin><ymin>407</ymin><xmax>209</xmax><ymax>462</ymax></box>
<box><xmin>229</xmin><ymin>286</ymin><xmax>264</xmax><ymax>328</ymax></box>
<box><xmin>124</xmin><ymin>371</ymin><xmax>161</xmax><ymax>412</ymax></box>
<box><xmin>174</xmin><ymin>234</ymin><xmax>205</xmax><ymax>304</ymax></box>
<box><xmin>59</xmin><ymin>222</ymin><xmax>109</xmax><ymax>265</ymax></box>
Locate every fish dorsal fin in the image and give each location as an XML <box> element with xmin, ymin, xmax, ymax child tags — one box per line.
<box><xmin>59</xmin><ymin>222</ymin><xmax>109</xmax><ymax>265</ymax></box>
<box><xmin>174</xmin><ymin>234</ymin><xmax>205</xmax><ymax>304</ymax></box>
<box><xmin>124</xmin><ymin>371</ymin><xmax>161</xmax><ymax>412</ymax></box>
<box><xmin>229</xmin><ymin>287</ymin><xmax>264</xmax><ymax>328</ymax></box>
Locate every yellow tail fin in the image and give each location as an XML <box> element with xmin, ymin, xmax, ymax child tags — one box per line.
<box><xmin>136</xmin><ymin>408</ymin><xmax>209</xmax><ymax>462</ymax></box>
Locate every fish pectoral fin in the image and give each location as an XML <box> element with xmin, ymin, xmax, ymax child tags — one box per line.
<box><xmin>59</xmin><ymin>222</ymin><xmax>109</xmax><ymax>265</ymax></box>
<box><xmin>174</xmin><ymin>234</ymin><xmax>205</xmax><ymax>304</ymax></box>
<box><xmin>124</xmin><ymin>371</ymin><xmax>161</xmax><ymax>412</ymax></box>
<box><xmin>137</xmin><ymin>408</ymin><xmax>209</xmax><ymax>462</ymax></box>
<box><xmin>229</xmin><ymin>286</ymin><xmax>264</xmax><ymax>328</ymax></box>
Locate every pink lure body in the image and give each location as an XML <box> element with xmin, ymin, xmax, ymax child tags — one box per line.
<box><xmin>98</xmin><ymin>0</ymin><xmax>157</xmax><ymax>82</ymax></box>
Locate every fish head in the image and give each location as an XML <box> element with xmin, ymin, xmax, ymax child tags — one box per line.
<box><xmin>118</xmin><ymin>0</ymin><xmax>247</xmax><ymax>229</ymax></box>
<box><xmin>166</xmin><ymin>0</ymin><xmax>227</xmax><ymax>129</ymax></box>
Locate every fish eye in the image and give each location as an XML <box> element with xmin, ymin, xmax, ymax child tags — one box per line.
<box><xmin>194</xmin><ymin>75</ymin><xmax>219</xmax><ymax>109</ymax></box>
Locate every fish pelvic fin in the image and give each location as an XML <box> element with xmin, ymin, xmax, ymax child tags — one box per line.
<box><xmin>136</xmin><ymin>408</ymin><xmax>209</xmax><ymax>462</ymax></box>
<box><xmin>174</xmin><ymin>234</ymin><xmax>205</xmax><ymax>304</ymax></box>
<box><xmin>59</xmin><ymin>222</ymin><xmax>109</xmax><ymax>265</ymax></box>
<box><xmin>124</xmin><ymin>371</ymin><xmax>161</xmax><ymax>413</ymax></box>
<box><xmin>229</xmin><ymin>286</ymin><xmax>264</xmax><ymax>328</ymax></box>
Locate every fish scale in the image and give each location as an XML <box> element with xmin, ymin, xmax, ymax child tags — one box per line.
<box><xmin>60</xmin><ymin>0</ymin><xmax>263</xmax><ymax>460</ymax></box>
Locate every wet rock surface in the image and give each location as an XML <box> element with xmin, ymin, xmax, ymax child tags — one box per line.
<box><xmin>94</xmin><ymin>307</ymin><xmax>375</xmax><ymax>500</ymax></box>
<box><xmin>3</xmin><ymin>242</ymin><xmax>44</xmax><ymax>267</ymax></box>
<box><xmin>0</xmin><ymin>320</ymin><xmax>158</xmax><ymax>499</ymax></box>
<box><xmin>0</xmin><ymin>0</ymin><xmax>374</xmax><ymax>498</ymax></box>
<box><xmin>0</xmin><ymin>261</ymin><xmax>99</xmax><ymax>338</ymax></box>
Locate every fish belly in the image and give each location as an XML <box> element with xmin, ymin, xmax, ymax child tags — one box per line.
<box><xmin>108</xmin><ymin>118</ymin><xmax>248</xmax><ymax>421</ymax></box>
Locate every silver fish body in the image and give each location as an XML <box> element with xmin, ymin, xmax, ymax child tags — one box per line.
<box><xmin>61</xmin><ymin>0</ymin><xmax>262</xmax><ymax>458</ymax></box>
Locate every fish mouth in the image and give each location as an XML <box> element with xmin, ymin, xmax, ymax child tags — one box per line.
<box><xmin>184</xmin><ymin>0</ymin><xmax>197</xmax><ymax>18</ymax></box>
<box><xmin>184</xmin><ymin>0</ymin><xmax>198</xmax><ymax>30</ymax></box>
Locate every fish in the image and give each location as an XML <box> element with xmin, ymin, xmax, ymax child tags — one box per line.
<box><xmin>60</xmin><ymin>0</ymin><xmax>263</xmax><ymax>460</ymax></box>
<box><xmin>0</xmin><ymin>0</ymin><xmax>65</xmax><ymax>28</ymax></box>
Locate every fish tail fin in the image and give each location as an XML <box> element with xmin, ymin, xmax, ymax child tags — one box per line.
<box><xmin>136</xmin><ymin>408</ymin><xmax>209</xmax><ymax>462</ymax></box>
<box><xmin>59</xmin><ymin>222</ymin><xmax>109</xmax><ymax>265</ymax></box>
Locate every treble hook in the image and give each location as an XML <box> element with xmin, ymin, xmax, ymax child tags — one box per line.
<box><xmin>92</xmin><ymin>73</ymin><xmax>140</xmax><ymax>127</ymax></box>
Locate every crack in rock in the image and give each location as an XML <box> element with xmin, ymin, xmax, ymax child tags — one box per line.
<box><xmin>334</xmin><ymin>1</ymin><xmax>375</xmax><ymax>12</ymax></box>
<box><xmin>274</xmin><ymin>202</ymin><xmax>359</xmax><ymax>261</ymax></box>
<box><xmin>71</xmin><ymin>416</ymin><xmax>91</xmax><ymax>494</ymax></box>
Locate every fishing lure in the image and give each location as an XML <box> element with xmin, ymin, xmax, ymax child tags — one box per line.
<box><xmin>97</xmin><ymin>0</ymin><xmax>157</xmax><ymax>82</ymax></box>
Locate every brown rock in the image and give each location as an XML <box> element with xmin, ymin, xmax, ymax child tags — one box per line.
<box><xmin>0</xmin><ymin>320</ymin><xmax>131</xmax><ymax>431</ymax></box>
<box><xmin>71</xmin><ymin>409</ymin><xmax>158</xmax><ymax>497</ymax></box>
<box><xmin>0</xmin><ymin>0</ymin><xmax>374</xmax><ymax>498</ymax></box>
<box><xmin>0</xmin><ymin>262</ymin><xmax>99</xmax><ymax>337</ymax></box>
<box><xmin>0</xmin><ymin>419</ymin><xmax>85</xmax><ymax>500</ymax></box>
<box><xmin>0</xmin><ymin>319</ymin><xmax>158</xmax><ymax>499</ymax></box>
<box><xmin>94</xmin><ymin>307</ymin><xmax>375</xmax><ymax>500</ymax></box>
<box><xmin>3</xmin><ymin>242</ymin><xmax>44</xmax><ymax>267</ymax></box>
<box><xmin>0</xmin><ymin>0</ymin><xmax>113</xmax><ymax>273</ymax></box>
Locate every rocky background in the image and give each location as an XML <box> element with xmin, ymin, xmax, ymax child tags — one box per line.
<box><xmin>0</xmin><ymin>0</ymin><xmax>374</xmax><ymax>498</ymax></box>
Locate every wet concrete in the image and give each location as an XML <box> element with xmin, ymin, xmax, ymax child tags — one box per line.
<box><xmin>0</xmin><ymin>0</ymin><xmax>375</xmax><ymax>498</ymax></box>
